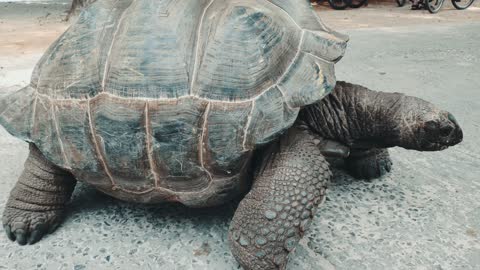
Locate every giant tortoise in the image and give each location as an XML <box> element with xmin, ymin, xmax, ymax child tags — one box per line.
<box><xmin>0</xmin><ymin>0</ymin><xmax>463</xmax><ymax>269</ymax></box>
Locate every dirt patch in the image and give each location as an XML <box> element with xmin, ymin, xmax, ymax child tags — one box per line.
<box><xmin>0</xmin><ymin>2</ymin><xmax>69</xmax><ymax>55</ymax></box>
<box><xmin>0</xmin><ymin>2</ymin><xmax>68</xmax><ymax>86</ymax></box>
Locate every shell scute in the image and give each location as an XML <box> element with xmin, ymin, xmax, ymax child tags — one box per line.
<box><xmin>0</xmin><ymin>86</ymin><xmax>36</xmax><ymax>141</ymax></box>
<box><xmin>301</xmin><ymin>30</ymin><xmax>348</xmax><ymax>62</ymax></box>
<box><xmin>193</xmin><ymin>1</ymin><xmax>301</xmax><ymax>101</ymax></box>
<box><xmin>54</xmin><ymin>100</ymin><xmax>111</xmax><ymax>188</ymax></box>
<box><xmin>33</xmin><ymin>0</ymin><xmax>133</xmax><ymax>99</ymax></box>
<box><xmin>279</xmin><ymin>52</ymin><xmax>336</xmax><ymax>108</ymax></box>
<box><xmin>204</xmin><ymin>101</ymin><xmax>253</xmax><ymax>176</ymax></box>
<box><xmin>30</xmin><ymin>97</ymin><xmax>66</xmax><ymax>167</ymax></box>
<box><xmin>103</xmin><ymin>0</ymin><xmax>211</xmax><ymax>99</ymax></box>
<box><xmin>148</xmin><ymin>98</ymin><xmax>211</xmax><ymax>192</ymax></box>
<box><xmin>245</xmin><ymin>87</ymin><xmax>299</xmax><ymax>147</ymax></box>
<box><xmin>90</xmin><ymin>95</ymin><xmax>154</xmax><ymax>191</ymax></box>
<box><xmin>266</xmin><ymin>0</ymin><xmax>328</xmax><ymax>31</ymax></box>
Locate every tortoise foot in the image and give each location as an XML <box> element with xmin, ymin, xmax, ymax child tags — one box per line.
<box><xmin>229</xmin><ymin>127</ymin><xmax>331</xmax><ymax>270</ymax></box>
<box><xmin>2</xmin><ymin>144</ymin><xmax>76</xmax><ymax>245</ymax></box>
<box><xmin>346</xmin><ymin>148</ymin><xmax>392</xmax><ymax>180</ymax></box>
<box><xmin>3</xmin><ymin>207</ymin><xmax>63</xmax><ymax>245</ymax></box>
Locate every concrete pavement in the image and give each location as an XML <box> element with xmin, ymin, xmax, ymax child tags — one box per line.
<box><xmin>0</xmin><ymin>6</ymin><xmax>479</xmax><ymax>270</ymax></box>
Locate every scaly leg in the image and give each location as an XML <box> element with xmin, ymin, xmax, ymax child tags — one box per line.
<box><xmin>229</xmin><ymin>126</ymin><xmax>331</xmax><ymax>270</ymax></box>
<box><xmin>3</xmin><ymin>144</ymin><xmax>76</xmax><ymax>245</ymax></box>
<box><xmin>345</xmin><ymin>148</ymin><xmax>392</xmax><ymax>180</ymax></box>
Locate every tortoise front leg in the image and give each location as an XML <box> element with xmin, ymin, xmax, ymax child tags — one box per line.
<box><xmin>345</xmin><ymin>148</ymin><xmax>392</xmax><ymax>179</ymax></box>
<box><xmin>228</xmin><ymin>126</ymin><xmax>331</xmax><ymax>270</ymax></box>
<box><xmin>2</xmin><ymin>144</ymin><xmax>76</xmax><ymax>245</ymax></box>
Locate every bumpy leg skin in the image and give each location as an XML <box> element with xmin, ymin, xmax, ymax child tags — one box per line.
<box><xmin>2</xmin><ymin>144</ymin><xmax>76</xmax><ymax>245</ymax></box>
<box><xmin>345</xmin><ymin>148</ymin><xmax>392</xmax><ymax>180</ymax></box>
<box><xmin>229</xmin><ymin>127</ymin><xmax>332</xmax><ymax>270</ymax></box>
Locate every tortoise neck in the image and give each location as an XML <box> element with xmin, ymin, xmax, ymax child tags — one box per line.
<box><xmin>299</xmin><ymin>81</ymin><xmax>399</xmax><ymax>149</ymax></box>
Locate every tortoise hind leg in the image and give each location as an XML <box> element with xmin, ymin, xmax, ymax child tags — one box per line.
<box><xmin>2</xmin><ymin>144</ymin><xmax>76</xmax><ymax>245</ymax></box>
<box><xmin>228</xmin><ymin>126</ymin><xmax>331</xmax><ymax>269</ymax></box>
<box><xmin>345</xmin><ymin>148</ymin><xmax>392</xmax><ymax>180</ymax></box>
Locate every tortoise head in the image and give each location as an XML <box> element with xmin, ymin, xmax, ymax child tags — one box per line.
<box><xmin>415</xmin><ymin>110</ymin><xmax>463</xmax><ymax>151</ymax></box>
<box><xmin>390</xmin><ymin>100</ymin><xmax>464</xmax><ymax>151</ymax></box>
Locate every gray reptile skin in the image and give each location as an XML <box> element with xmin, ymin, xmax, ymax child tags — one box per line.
<box><xmin>346</xmin><ymin>148</ymin><xmax>392</xmax><ymax>180</ymax></box>
<box><xmin>229</xmin><ymin>125</ymin><xmax>331</xmax><ymax>269</ymax></box>
<box><xmin>2</xmin><ymin>144</ymin><xmax>76</xmax><ymax>246</ymax></box>
<box><xmin>301</xmin><ymin>81</ymin><xmax>463</xmax><ymax>152</ymax></box>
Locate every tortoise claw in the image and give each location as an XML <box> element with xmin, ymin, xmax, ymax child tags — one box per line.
<box><xmin>14</xmin><ymin>229</ymin><xmax>28</xmax><ymax>246</ymax></box>
<box><xmin>4</xmin><ymin>225</ymin><xmax>15</xmax><ymax>242</ymax></box>
<box><xmin>28</xmin><ymin>228</ymin><xmax>46</xmax><ymax>245</ymax></box>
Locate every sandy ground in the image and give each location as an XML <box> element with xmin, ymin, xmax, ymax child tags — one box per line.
<box><xmin>0</xmin><ymin>2</ymin><xmax>479</xmax><ymax>270</ymax></box>
<box><xmin>0</xmin><ymin>1</ymin><xmax>69</xmax><ymax>87</ymax></box>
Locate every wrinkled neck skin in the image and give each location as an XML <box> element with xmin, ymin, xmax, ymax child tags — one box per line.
<box><xmin>299</xmin><ymin>81</ymin><xmax>439</xmax><ymax>150</ymax></box>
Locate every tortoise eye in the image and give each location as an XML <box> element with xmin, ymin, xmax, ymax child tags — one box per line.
<box><xmin>424</xmin><ymin>120</ymin><xmax>438</xmax><ymax>131</ymax></box>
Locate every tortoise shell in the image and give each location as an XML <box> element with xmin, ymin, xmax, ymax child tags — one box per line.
<box><xmin>0</xmin><ymin>0</ymin><xmax>347</xmax><ymax>206</ymax></box>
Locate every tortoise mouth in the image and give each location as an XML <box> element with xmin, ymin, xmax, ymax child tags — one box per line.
<box><xmin>420</xmin><ymin>141</ymin><xmax>450</xmax><ymax>151</ymax></box>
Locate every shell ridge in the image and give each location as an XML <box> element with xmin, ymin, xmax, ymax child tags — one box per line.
<box><xmin>276</xmin><ymin>30</ymin><xmax>305</xmax><ymax>92</ymax></box>
<box><xmin>28</xmin><ymin>87</ymin><xmax>275</xmax><ymax>104</ymax></box>
<box><xmin>242</xmin><ymin>101</ymin><xmax>256</xmax><ymax>151</ymax></box>
<box><xmin>144</xmin><ymin>102</ymin><xmax>161</xmax><ymax>188</ymax></box>
<box><xmin>50</xmin><ymin>102</ymin><xmax>70</xmax><ymax>169</ymax></box>
<box><xmin>32</xmin><ymin>33</ymin><xmax>65</xmax><ymax>89</ymax></box>
<box><xmin>262</xmin><ymin>0</ymin><xmax>303</xmax><ymax>31</ymax></box>
<box><xmin>304</xmin><ymin>51</ymin><xmax>333</xmax><ymax>65</ymax></box>
<box><xmin>86</xmin><ymin>97</ymin><xmax>116</xmax><ymax>187</ymax></box>
<box><xmin>30</xmin><ymin>94</ymin><xmax>39</xmax><ymax>135</ymax></box>
<box><xmin>276</xmin><ymin>85</ymin><xmax>295</xmax><ymax>110</ymax></box>
<box><xmin>101</xmin><ymin>0</ymin><xmax>136</xmax><ymax>91</ymax></box>
<box><xmin>199</xmin><ymin>102</ymin><xmax>214</xmax><ymax>182</ymax></box>
<box><xmin>189</xmin><ymin>0</ymin><xmax>216</xmax><ymax>95</ymax></box>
